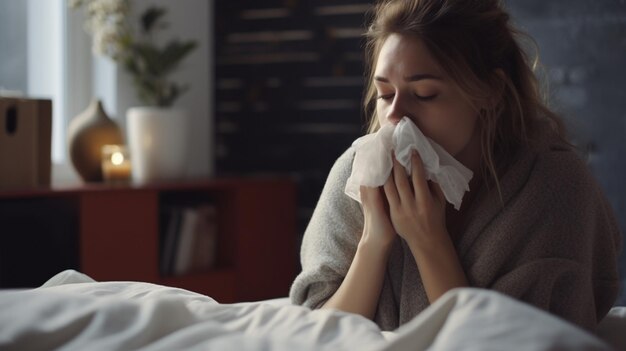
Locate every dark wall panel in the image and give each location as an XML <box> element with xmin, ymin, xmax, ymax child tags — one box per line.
<box><xmin>214</xmin><ymin>1</ymin><xmax>371</xmax><ymax>235</ymax></box>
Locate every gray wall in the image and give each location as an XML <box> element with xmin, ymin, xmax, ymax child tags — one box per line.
<box><xmin>0</xmin><ymin>0</ymin><xmax>27</xmax><ymax>92</ymax></box>
<box><xmin>504</xmin><ymin>0</ymin><xmax>626</xmax><ymax>303</ymax></box>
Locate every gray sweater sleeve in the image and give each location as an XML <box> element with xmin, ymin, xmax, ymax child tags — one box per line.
<box><xmin>289</xmin><ymin>147</ymin><xmax>364</xmax><ymax>309</ymax></box>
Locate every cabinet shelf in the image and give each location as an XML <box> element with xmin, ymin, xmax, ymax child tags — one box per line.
<box><xmin>0</xmin><ymin>177</ymin><xmax>297</xmax><ymax>302</ymax></box>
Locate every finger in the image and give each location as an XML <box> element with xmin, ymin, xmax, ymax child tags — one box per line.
<box><xmin>411</xmin><ymin>150</ymin><xmax>430</xmax><ymax>204</ymax></box>
<box><xmin>383</xmin><ymin>173</ymin><xmax>400</xmax><ymax>209</ymax></box>
<box><xmin>430</xmin><ymin>180</ymin><xmax>446</xmax><ymax>207</ymax></box>
<box><xmin>392</xmin><ymin>152</ymin><xmax>412</xmax><ymax>204</ymax></box>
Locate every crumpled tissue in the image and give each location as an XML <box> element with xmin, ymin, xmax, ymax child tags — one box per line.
<box><xmin>345</xmin><ymin>117</ymin><xmax>473</xmax><ymax>210</ymax></box>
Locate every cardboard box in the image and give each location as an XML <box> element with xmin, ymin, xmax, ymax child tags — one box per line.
<box><xmin>0</xmin><ymin>98</ymin><xmax>52</xmax><ymax>188</ymax></box>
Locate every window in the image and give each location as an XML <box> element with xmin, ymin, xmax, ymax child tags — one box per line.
<box><xmin>0</xmin><ymin>0</ymin><xmax>91</xmax><ymax>165</ymax></box>
<box><xmin>1</xmin><ymin>1</ymin><xmax>211</xmax><ymax>181</ymax></box>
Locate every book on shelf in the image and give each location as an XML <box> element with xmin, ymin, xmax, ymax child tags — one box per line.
<box><xmin>191</xmin><ymin>205</ymin><xmax>217</xmax><ymax>272</ymax></box>
<box><xmin>159</xmin><ymin>204</ymin><xmax>218</xmax><ymax>276</ymax></box>
<box><xmin>160</xmin><ymin>207</ymin><xmax>182</xmax><ymax>276</ymax></box>
<box><xmin>173</xmin><ymin>208</ymin><xmax>199</xmax><ymax>276</ymax></box>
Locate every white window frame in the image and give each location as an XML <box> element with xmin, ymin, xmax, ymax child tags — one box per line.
<box><xmin>24</xmin><ymin>0</ymin><xmax>88</xmax><ymax>180</ymax></box>
<box><xmin>26</xmin><ymin>0</ymin><xmax>117</xmax><ymax>182</ymax></box>
<box><xmin>27</xmin><ymin>0</ymin><xmax>67</xmax><ymax>164</ymax></box>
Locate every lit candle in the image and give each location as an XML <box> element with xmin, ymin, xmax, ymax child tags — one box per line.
<box><xmin>101</xmin><ymin>144</ymin><xmax>131</xmax><ymax>182</ymax></box>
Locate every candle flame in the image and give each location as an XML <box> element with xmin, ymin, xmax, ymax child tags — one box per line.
<box><xmin>111</xmin><ymin>151</ymin><xmax>125</xmax><ymax>165</ymax></box>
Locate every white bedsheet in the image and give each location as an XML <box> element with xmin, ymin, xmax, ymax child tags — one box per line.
<box><xmin>0</xmin><ymin>270</ymin><xmax>617</xmax><ymax>351</ymax></box>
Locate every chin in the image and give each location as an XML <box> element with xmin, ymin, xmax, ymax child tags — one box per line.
<box><xmin>432</xmin><ymin>139</ymin><xmax>460</xmax><ymax>156</ymax></box>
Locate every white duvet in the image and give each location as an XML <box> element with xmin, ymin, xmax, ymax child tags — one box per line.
<box><xmin>0</xmin><ymin>270</ymin><xmax>620</xmax><ymax>351</ymax></box>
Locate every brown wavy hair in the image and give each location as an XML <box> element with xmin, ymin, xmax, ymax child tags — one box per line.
<box><xmin>363</xmin><ymin>0</ymin><xmax>569</xmax><ymax>192</ymax></box>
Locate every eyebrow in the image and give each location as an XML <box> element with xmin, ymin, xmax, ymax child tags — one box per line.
<box><xmin>374</xmin><ymin>73</ymin><xmax>443</xmax><ymax>83</ymax></box>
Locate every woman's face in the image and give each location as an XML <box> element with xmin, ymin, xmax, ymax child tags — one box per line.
<box><xmin>374</xmin><ymin>34</ymin><xmax>479</xmax><ymax>157</ymax></box>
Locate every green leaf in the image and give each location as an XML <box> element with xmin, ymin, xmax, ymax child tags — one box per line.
<box><xmin>141</xmin><ymin>7</ymin><xmax>167</xmax><ymax>34</ymax></box>
<box><xmin>157</xmin><ymin>40</ymin><xmax>198</xmax><ymax>76</ymax></box>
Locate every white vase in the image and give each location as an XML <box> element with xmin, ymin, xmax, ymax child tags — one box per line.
<box><xmin>126</xmin><ymin>107</ymin><xmax>189</xmax><ymax>183</ymax></box>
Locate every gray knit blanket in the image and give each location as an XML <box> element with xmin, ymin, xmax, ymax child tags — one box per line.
<box><xmin>290</xmin><ymin>130</ymin><xmax>622</xmax><ymax>331</ymax></box>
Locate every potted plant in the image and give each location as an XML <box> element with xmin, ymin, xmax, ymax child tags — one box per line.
<box><xmin>70</xmin><ymin>0</ymin><xmax>197</xmax><ymax>183</ymax></box>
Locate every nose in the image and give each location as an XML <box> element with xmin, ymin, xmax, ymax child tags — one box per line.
<box><xmin>386</xmin><ymin>94</ymin><xmax>408</xmax><ymax>125</ymax></box>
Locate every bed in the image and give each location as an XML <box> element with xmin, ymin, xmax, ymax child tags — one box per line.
<box><xmin>0</xmin><ymin>270</ymin><xmax>624</xmax><ymax>351</ymax></box>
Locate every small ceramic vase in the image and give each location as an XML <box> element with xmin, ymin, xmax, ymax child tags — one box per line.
<box><xmin>67</xmin><ymin>99</ymin><xmax>124</xmax><ymax>182</ymax></box>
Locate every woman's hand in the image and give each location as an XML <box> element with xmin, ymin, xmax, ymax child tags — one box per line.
<box><xmin>360</xmin><ymin>185</ymin><xmax>396</xmax><ymax>247</ymax></box>
<box><xmin>358</xmin><ymin>151</ymin><xmax>468</xmax><ymax>305</ymax></box>
<box><xmin>383</xmin><ymin>150</ymin><xmax>448</xmax><ymax>248</ymax></box>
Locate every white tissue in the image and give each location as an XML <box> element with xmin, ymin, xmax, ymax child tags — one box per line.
<box><xmin>345</xmin><ymin>117</ymin><xmax>473</xmax><ymax>210</ymax></box>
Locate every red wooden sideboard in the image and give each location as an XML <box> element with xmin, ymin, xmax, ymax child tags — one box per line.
<box><xmin>0</xmin><ymin>177</ymin><xmax>297</xmax><ymax>303</ymax></box>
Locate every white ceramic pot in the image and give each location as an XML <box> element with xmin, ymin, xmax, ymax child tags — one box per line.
<box><xmin>126</xmin><ymin>107</ymin><xmax>189</xmax><ymax>183</ymax></box>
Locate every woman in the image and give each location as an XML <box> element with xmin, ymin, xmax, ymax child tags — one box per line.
<box><xmin>289</xmin><ymin>0</ymin><xmax>621</xmax><ymax>331</ymax></box>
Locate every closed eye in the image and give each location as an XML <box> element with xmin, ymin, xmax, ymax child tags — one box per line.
<box><xmin>416</xmin><ymin>93</ymin><xmax>438</xmax><ymax>101</ymax></box>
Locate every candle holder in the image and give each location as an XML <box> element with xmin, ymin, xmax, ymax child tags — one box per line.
<box><xmin>101</xmin><ymin>144</ymin><xmax>131</xmax><ymax>183</ymax></box>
